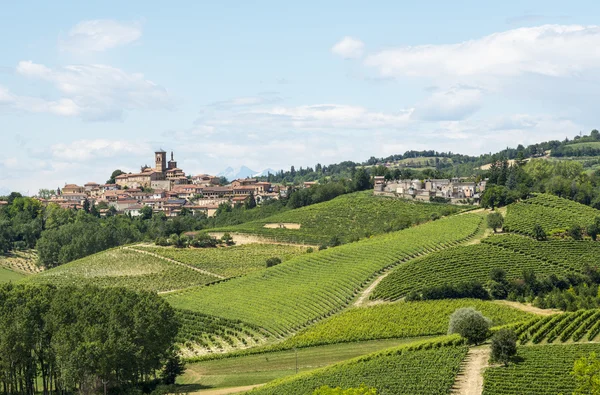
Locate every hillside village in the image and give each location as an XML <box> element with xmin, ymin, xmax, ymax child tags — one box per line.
<box><xmin>374</xmin><ymin>176</ymin><xmax>487</xmax><ymax>203</ymax></box>
<box><xmin>43</xmin><ymin>150</ymin><xmax>292</xmax><ymax>217</ymax></box>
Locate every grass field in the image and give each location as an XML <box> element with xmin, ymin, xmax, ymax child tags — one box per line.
<box><xmin>164</xmin><ymin>214</ymin><xmax>484</xmax><ymax>337</ymax></box>
<box><xmin>247</xmin><ymin>340</ymin><xmax>467</xmax><ymax>395</ymax></box>
<box><xmin>0</xmin><ymin>267</ymin><xmax>25</xmax><ymax>283</ymax></box>
<box><xmin>134</xmin><ymin>244</ymin><xmax>307</xmax><ymax>278</ymax></box>
<box><xmin>26</xmin><ymin>248</ymin><xmax>219</xmax><ymax>292</ymax></box>
<box><xmin>178</xmin><ymin>338</ymin><xmax>418</xmax><ymax>390</ymax></box>
<box><xmin>483</xmin><ymin>344</ymin><xmax>600</xmax><ymax>394</ymax></box>
<box><xmin>214</xmin><ymin>191</ymin><xmax>466</xmax><ymax>245</ymax></box>
<box><xmin>280</xmin><ymin>299</ymin><xmax>534</xmax><ymax>348</ymax></box>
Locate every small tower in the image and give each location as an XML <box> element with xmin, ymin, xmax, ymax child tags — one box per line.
<box><xmin>155</xmin><ymin>149</ymin><xmax>167</xmax><ymax>173</ymax></box>
<box><xmin>168</xmin><ymin>151</ymin><xmax>177</xmax><ymax>170</ymax></box>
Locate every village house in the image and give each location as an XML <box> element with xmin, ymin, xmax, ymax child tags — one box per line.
<box><xmin>374</xmin><ymin>177</ymin><xmax>486</xmax><ymax>204</ymax></box>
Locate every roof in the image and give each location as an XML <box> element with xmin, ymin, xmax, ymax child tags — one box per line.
<box><xmin>0</xmin><ymin>201</ymin><xmax>8</xmax><ymax>205</ymax></box>
<box><xmin>85</xmin><ymin>182</ymin><xmax>99</xmax><ymax>186</ymax></box>
<box><xmin>63</xmin><ymin>184</ymin><xmax>82</xmax><ymax>189</ymax></box>
<box><xmin>125</xmin><ymin>204</ymin><xmax>144</xmax><ymax>210</ymax></box>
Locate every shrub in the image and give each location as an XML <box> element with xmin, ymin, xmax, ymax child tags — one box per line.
<box><xmin>266</xmin><ymin>257</ymin><xmax>282</xmax><ymax>268</ymax></box>
<box><xmin>448</xmin><ymin>307</ymin><xmax>491</xmax><ymax>345</ymax></box>
<box><xmin>533</xmin><ymin>223</ymin><xmax>547</xmax><ymax>241</ymax></box>
<box><xmin>306</xmin><ymin>247</ymin><xmax>314</xmax><ymax>253</ymax></box>
<box><xmin>318</xmin><ymin>244</ymin><xmax>328</xmax><ymax>251</ymax></box>
<box><xmin>568</xmin><ymin>224</ymin><xmax>583</xmax><ymax>241</ymax></box>
<box><xmin>487</xmin><ymin>212</ymin><xmax>504</xmax><ymax>233</ymax></box>
<box><xmin>490</xmin><ymin>328</ymin><xmax>517</xmax><ymax>366</ymax></box>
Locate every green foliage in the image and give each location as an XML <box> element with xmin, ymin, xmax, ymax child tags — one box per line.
<box><xmin>448</xmin><ymin>307</ymin><xmax>491</xmax><ymax>345</ymax></box>
<box><xmin>569</xmin><ymin>224</ymin><xmax>584</xmax><ymax>240</ymax></box>
<box><xmin>247</xmin><ymin>343</ymin><xmax>468</xmax><ymax>395</ymax></box>
<box><xmin>487</xmin><ymin>212</ymin><xmax>504</xmax><ymax>232</ymax></box>
<box><xmin>0</xmin><ymin>267</ymin><xmax>25</xmax><ymax>283</ymax></box>
<box><xmin>490</xmin><ymin>329</ymin><xmax>517</xmax><ymax>366</ymax></box>
<box><xmin>266</xmin><ymin>257</ymin><xmax>282</xmax><ymax>268</ymax></box>
<box><xmin>164</xmin><ymin>214</ymin><xmax>483</xmax><ymax>336</ymax></box>
<box><xmin>533</xmin><ymin>223</ymin><xmax>547</xmax><ymax>241</ymax></box>
<box><xmin>28</xmin><ymin>248</ymin><xmax>219</xmax><ymax>292</ymax></box>
<box><xmin>313</xmin><ymin>384</ymin><xmax>377</xmax><ymax>395</ymax></box>
<box><xmin>280</xmin><ymin>299</ymin><xmax>533</xmax><ymax>349</ymax></box>
<box><xmin>215</xmin><ymin>192</ymin><xmax>465</xmax><ymax>245</ymax></box>
<box><xmin>572</xmin><ymin>352</ymin><xmax>600</xmax><ymax>395</ymax></box>
<box><xmin>483</xmin><ymin>344</ymin><xmax>600</xmax><ymax>394</ymax></box>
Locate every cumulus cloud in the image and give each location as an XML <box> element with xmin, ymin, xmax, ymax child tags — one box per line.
<box><xmin>364</xmin><ymin>25</ymin><xmax>600</xmax><ymax>78</ymax></box>
<box><xmin>14</xmin><ymin>61</ymin><xmax>172</xmax><ymax>120</ymax></box>
<box><xmin>59</xmin><ymin>19</ymin><xmax>142</xmax><ymax>53</ymax></box>
<box><xmin>50</xmin><ymin>139</ymin><xmax>150</xmax><ymax>161</ymax></box>
<box><xmin>332</xmin><ymin>36</ymin><xmax>365</xmax><ymax>59</ymax></box>
<box><xmin>411</xmin><ymin>86</ymin><xmax>483</xmax><ymax>121</ymax></box>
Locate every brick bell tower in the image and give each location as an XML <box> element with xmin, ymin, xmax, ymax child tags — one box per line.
<box><xmin>155</xmin><ymin>149</ymin><xmax>167</xmax><ymax>174</ymax></box>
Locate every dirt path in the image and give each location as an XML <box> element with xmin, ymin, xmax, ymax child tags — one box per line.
<box><xmin>493</xmin><ymin>300</ymin><xmax>561</xmax><ymax>316</ymax></box>
<box><xmin>189</xmin><ymin>384</ymin><xmax>263</xmax><ymax>395</ymax></box>
<box><xmin>122</xmin><ymin>247</ymin><xmax>226</xmax><ymax>280</ymax></box>
<box><xmin>353</xmin><ymin>271</ymin><xmax>394</xmax><ymax>307</ymax></box>
<box><xmin>208</xmin><ymin>232</ymin><xmax>315</xmax><ymax>248</ymax></box>
<box><xmin>451</xmin><ymin>346</ymin><xmax>490</xmax><ymax>395</ymax></box>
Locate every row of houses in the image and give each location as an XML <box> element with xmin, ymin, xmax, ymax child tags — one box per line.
<box><xmin>374</xmin><ymin>177</ymin><xmax>487</xmax><ymax>203</ymax></box>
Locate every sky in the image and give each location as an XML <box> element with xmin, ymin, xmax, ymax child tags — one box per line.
<box><xmin>2</xmin><ymin>1</ymin><xmax>600</xmax><ymax>194</ymax></box>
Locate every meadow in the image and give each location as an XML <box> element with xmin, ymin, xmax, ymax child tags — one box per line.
<box><xmin>26</xmin><ymin>248</ymin><xmax>219</xmax><ymax>293</ymax></box>
<box><xmin>214</xmin><ymin>191</ymin><xmax>466</xmax><ymax>245</ymax></box>
<box><xmin>164</xmin><ymin>214</ymin><xmax>484</xmax><ymax>337</ymax></box>
<box><xmin>0</xmin><ymin>267</ymin><xmax>25</xmax><ymax>283</ymax></box>
<box><xmin>134</xmin><ymin>244</ymin><xmax>307</xmax><ymax>277</ymax></box>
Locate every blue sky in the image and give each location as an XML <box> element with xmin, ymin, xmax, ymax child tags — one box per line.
<box><xmin>2</xmin><ymin>1</ymin><xmax>600</xmax><ymax>193</ymax></box>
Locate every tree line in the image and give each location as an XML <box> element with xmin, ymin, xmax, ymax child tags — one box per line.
<box><xmin>0</xmin><ymin>284</ymin><xmax>181</xmax><ymax>395</ymax></box>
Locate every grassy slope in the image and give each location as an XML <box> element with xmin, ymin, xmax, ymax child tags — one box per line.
<box><xmin>163</xmin><ymin>214</ymin><xmax>484</xmax><ymax>336</ymax></box>
<box><xmin>214</xmin><ymin>191</ymin><xmax>466</xmax><ymax>245</ymax></box>
<box><xmin>178</xmin><ymin>338</ymin><xmax>417</xmax><ymax>390</ymax></box>
<box><xmin>134</xmin><ymin>244</ymin><xmax>307</xmax><ymax>277</ymax></box>
<box><xmin>0</xmin><ymin>267</ymin><xmax>25</xmax><ymax>283</ymax></box>
<box><xmin>483</xmin><ymin>344</ymin><xmax>600</xmax><ymax>395</ymax></box>
<box><xmin>26</xmin><ymin>248</ymin><xmax>217</xmax><ymax>293</ymax></box>
<box><xmin>280</xmin><ymin>299</ymin><xmax>534</xmax><ymax>348</ymax></box>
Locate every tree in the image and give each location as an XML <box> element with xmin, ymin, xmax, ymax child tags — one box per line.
<box><xmin>490</xmin><ymin>329</ymin><xmax>517</xmax><ymax>366</ymax></box>
<box><xmin>221</xmin><ymin>233</ymin><xmax>234</xmax><ymax>246</ymax></box>
<box><xmin>352</xmin><ymin>167</ymin><xmax>371</xmax><ymax>191</ymax></box>
<box><xmin>488</xmin><ymin>268</ymin><xmax>509</xmax><ymax>299</ymax></box>
<box><xmin>140</xmin><ymin>205</ymin><xmax>153</xmax><ymax>220</ymax></box>
<box><xmin>568</xmin><ymin>224</ymin><xmax>583</xmax><ymax>241</ymax></box>
<box><xmin>161</xmin><ymin>350</ymin><xmax>185</xmax><ymax>385</ymax></box>
<box><xmin>37</xmin><ymin>188</ymin><xmax>56</xmax><ymax>199</ymax></box>
<box><xmin>83</xmin><ymin>198</ymin><xmax>91</xmax><ymax>213</ymax></box>
<box><xmin>487</xmin><ymin>212</ymin><xmax>504</xmax><ymax>233</ymax></box>
<box><xmin>572</xmin><ymin>352</ymin><xmax>600</xmax><ymax>394</ymax></box>
<box><xmin>244</xmin><ymin>193</ymin><xmax>257</xmax><ymax>209</ymax></box>
<box><xmin>587</xmin><ymin>222</ymin><xmax>599</xmax><ymax>241</ymax></box>
<box><xmin>448</xmin><ymin>307</ymin><xmax>491</xmax><ymax>345</ymax></box>
<box><xmin>591</xmin><ymin>129</ymin><xmax>600</xmax><ymax>140</ymax></box>
<box><xmin>106</xmin><ymin>169</ymin><xmax>124</xmax><ymax>184</ymax></box>
<box><xmin>533</xmin><ymin>223</ymin><xmax>547</xmax><ymax>241</ymax></box>
<box><xmin>266</xmin><ymin>257</ymin><xmax>282</xmax><ymax>268</ymax></box>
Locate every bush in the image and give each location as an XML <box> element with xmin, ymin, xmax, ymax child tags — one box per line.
<box><xmin>420</xmin><ymin>281</ymin><xmax>489</xmax><ymax>301</ymax></box>
<box><xmin>318</xmin><ymin>244</ymin><xmax>328</xmax><ymax>251</ymax></box>
<box><xmin>490</xmin><ymin>328</ymin><xmax>517</xmax><ymax>366</ymax></box>
<box><xmin>448</xmin><ymin>307</ymin><xmax>491</xmax><ymax>345</ymax></box>
<box><xmin>568</xmin><ymin>224</ymin><xmax>583</xmax><ymax>240</ymax></box>
<box><xmin>533</xmin><ymin>223</ymin><xmax>547</xmax><ymax>241</ymax></box>
<box><xmin>306</xmin><ymin>247</ymin><xmax>314</xmax><ymax>253</ymax></box>
<box><xmin>221</xmin><ymin>233</ymin><xmax>235</xmax><ymax>246</ymax></box>
<box><xmin>487</xmin><ymin>212</ymin><xmax>504</xmax><ymax>233</ymax></box>
<box><xmin>266</xmin><ymin>257</ymin><xmax>282</xmax><ymax>268</ymax></box>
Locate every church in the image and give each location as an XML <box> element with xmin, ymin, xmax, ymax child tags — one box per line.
<box><xmin>115</xmin><ymin>150</ymin><xmax>188</xmax><ymax>190</ymax></box>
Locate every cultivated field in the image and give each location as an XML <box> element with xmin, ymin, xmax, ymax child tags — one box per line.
<box><xmin>0</xmin><ymin>267</ymin><xmax>25</xmax><ymax>283</ymax></box>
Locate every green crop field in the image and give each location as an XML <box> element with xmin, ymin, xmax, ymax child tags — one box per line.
<box><xmin>26</xmin><ymin>248</ymin><xmax>219</xmax><ymax>293</ymax></box>
<box><xmin>515</xmin><ymin>309</ymin><xmax>600</xmax><ymax>344</ymax></box>
<box><xmin>565</xmin><ymin>141</ymin><xmax>600</xmax><ymax>150</ymax></box>
<box><xmin>134</xmin><ymin>244</ymin><xmax>307</xmax><ymax>278</ymax></box>
<box><xmin>214</xmin><ymin>191</ymin><xmax>466</xmax><ymax>245</ymax></box>
<box><xmin>504</xmin><ymin>194</ymin><xmax>600</xmax><ymax>235</ymax></box>
<box><xmin>0</xmin><ymin>267</ymin><xmax>25</xmax><ymax>283</ymax></box>
<box><xmin>178</xmin><ymin>338</ymin><xmax>417</xmax><ymax>390</ymax></box>
<box><xmin>372</xmin><ymin>233</ymin><xmax>599</xmax><ymax>300</ymax></box>
<box><xmin>164</xmin><ymin>214</ymin><xmax>484</xmax><ymax>337</ymax></box>
<box><xmin>247</xmin><ymin>341</ymin><xmax>468</xmax><ymax>395</ymax></box>
<box><xmin>280</xmin><ymin>299</ymin><xmax>534</xmax><ymax>348</ymax></box>
<box><xmin>483</xmin><ymin>344</ymin><xmax>600</xmax><ymax>395</ymax></box>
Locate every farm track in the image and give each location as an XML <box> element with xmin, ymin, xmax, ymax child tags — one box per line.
<box><xmin>493</xmin><ymin>300</ymin><xmax>562</xmax><ymax>316</ymax></box>
<box><xmin>451</xmin><ymin>346</ymin><xmax>490</xmax><ymax>395</ymax></box>
<box><xmin>122</xmin><ymin>247</ymin><xmax>226</xmax><ymax>280</ymax></box>
<box><xmin>190</xmin><ymin>384</ymin><xmax>263</xmax><ymax>394</ymax></box>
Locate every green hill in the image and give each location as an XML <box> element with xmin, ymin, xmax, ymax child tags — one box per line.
<box><xmin>213</xmin><ymin>191</ymin><xmax>466</xmax><ymax>245</ymax></box>
<box><xmin>163</xmin><ymin>214</ymin><xmax>484</xmax><ymax>337</ymax></box>
<box><xmin>0</xmin><ymin>267</ymin><xmax>25</xmax><ymax>283</ymax></box>
<box><xmin>26</xmin><ymin>248</ymin><xmax>220</xmax><ymax>293</ymax></box>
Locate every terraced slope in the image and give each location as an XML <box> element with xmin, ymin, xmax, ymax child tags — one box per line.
<box><xmin>214</xmin><ymin>191</ymin><xmax>466</xmax><ymax>245</ymax></box>
<box><xmin>26</xmin><ymin>248</ymin><xmax>219</xmax><ymax>293</ymax></box>
<box><xmin>515</xmin><ymin>309</ymin><xmax>600</xmax><ymax>344</ymax></box>
<box><xmin>372</xmin><ymin>233</ymin><xmax>597</xmax><ymax>301</ymax></box>
<box><xmin>483</xmin><ymin>344</ymin><xmax>600</xmax><ymax>395</ymax></box>
<box><xmin>280</xmin><ymin>299</ymin><xmax>534</xmax><ymax>348</ymax></box>
<box><xmin>134</xmin><ymin>244</ymin><xmax>307</xmax><ymax>277</ymax></box>
<box><xmin>504</xmin><ymin>193</ymin><xmax>600</xmax><ymax>236</ymax></box>
<box><xmin>247</xmin><ymin>341</ymin><xmax>468</xmax><ymax>395</ymax></box>
<box><xmin>164</xmin><ymin>214</ymin><xmax>484</xmax><ymax>337</ymax></box>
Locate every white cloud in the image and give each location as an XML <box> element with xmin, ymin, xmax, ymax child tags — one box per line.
<box><xmin>59</xmin><ymin>19</ymin><xmax>142</xmax><ymax>53</ymax></box>
<box><xmin>332</xmin><ymin>36</ymin><xmax>365</xmax><ymax>59</ymax></box>
<box><xmin>14</xmin><ymin>61</ymin><xmax>172</xmax><ymax>120</ymax></box>
<box><xmin>50</xmin><ymin>139</ymin><xmax>150</xmax><ymax>161</ymax></box>
<box><xmin>365</xmin><ymin>25</ymin><xmax>600</xmax><ymax>78</ymax></box>
<box><xmin>411</xmin><ymin>86</ymin><xmax>483</xmax><ymax>121</ymax></box>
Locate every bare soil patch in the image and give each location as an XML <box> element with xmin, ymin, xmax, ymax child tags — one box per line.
<box><xmin>494</xmin><ymin>300</ymin><xmax>561</xmax><ymax>316</ymax></box>
<box><xmin>208</xmin><ymin>232</ymin><xmax>314</xmax><ymax>247</ymax></box>
<box><xmin>190</xmin><ymin>385</ymin><xmax>263</xmax><ymax>395</ymax></box>
<box><xmin>451</xmin><ymin>346</ymin><xmax>490</xmax><ymax>395</ymax></box>
<box><xmin>263</xmin><ymin>223</ymin><xmax>301</xmax><ymax>229</ymax></box>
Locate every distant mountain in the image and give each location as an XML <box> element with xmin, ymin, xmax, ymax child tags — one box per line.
<box><xmin>217</xmin><ymin>166</ymin><xmax>257</xmax><ymax>180</ymax></box>
<box><xmin>253</xmin><ymin>168</ymin><xmax>276</xmax><ymax>177</ymax></box>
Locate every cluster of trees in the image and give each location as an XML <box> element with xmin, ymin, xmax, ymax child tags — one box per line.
<box><xmin>0</xmin><ymin>284</ymin><xmax>181</xmax><ymax>395</ymax></box>
<box><xmin>0</xmin><ymin>193</ymin><xmax>44</xmax><ymax>253</ymax></box>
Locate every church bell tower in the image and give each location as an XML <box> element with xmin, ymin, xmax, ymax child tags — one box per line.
<box><xmin>155</xmin><ymin>149</ymin><xmax>167</xmax><ymax>173</ymax></box>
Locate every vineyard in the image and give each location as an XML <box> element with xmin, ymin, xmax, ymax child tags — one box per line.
<box><xmin>280</xmin><ymin>299</ymin><xmax>534</xmax><ymax>348</ymax></box>
<box><xmin>514</xmin><ymin>309</ymin><xmax>600</xmax><ymax>344</ymax></box>
<box><xmin>214</xmin><ymin>191</ymin><xmax>466</xmax><ymax>245</ymax></box>
<box><xmin>26</xmin><ymin>248</ymin><xmax>219</xmax><ymax>293</ymax></box>
<box><xmin>164</xmin><ymin>214</ymin><xmax>484</xmax><ymax>337</ymax></box>
<box><xmin>247</xmin><ymin>341</ymin><xmax>468</xmax><ymax>395</ymax></box>
<box><xmin>134</xmin><ymin>244</ymin><xmax>307</xmax><ymax>278</ymax></box>
<box><xmin>503</xmin><ymin>193</ymin><xmax>600</xmax><ymax>236</ymax></box>
<box><xmin>483</xmin><ymin>344</ymin><xmax>600</xmax><ymax>394</ymax></box>
<box><xmin>372</xmin><ymin>232</ymin><xmax>598</xmax><ymax>300</ymax></box>
<box><xmin>175</xmin><ymin>308</ymin><xmax>272</xmax><ymax>357</ymax></box>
